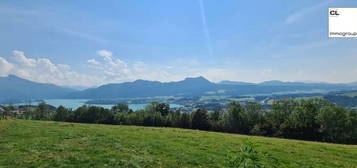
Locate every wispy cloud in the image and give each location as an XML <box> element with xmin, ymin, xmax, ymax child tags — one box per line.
<box><xmin>198</xmin><ymin>0</ymin><xmax>213</xmax><ymax>58</ymax></box>
<box><xmin>87</xmin><ymin>59</ymin><xmax>100</xmax><ymax>65</ymax></box>
<box><xmin>0</xmin><ymin>5</ymin><xmax>106</xmax><ymax>43</ymax></box>
<box><xmin>53</xmin><ymin>25</ymin><xmax>106</xmax><ymax>43</ymax></box>
<box><xmin>285</xmin><ymin>1</ymin><xmax>333</xmax><ymax>24</ymax></box>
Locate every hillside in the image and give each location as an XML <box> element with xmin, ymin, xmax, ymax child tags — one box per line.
<box><xmin>0</xmin><ymin>120</ymin><xmax>356</xmax><ymax>168</ymax></box>
<box><xmin>2</xmin><ymin>75</ymin><xmax>357</xmax><ymax>101</ymax></box>
<box><xmin>66</xmin><ymin>77</ymin><xmax>357</xmax><ymax>99</ymax></box>
<box><xmin>341</xmin><ymin>91</ymin><xmax>357</xmax><ymax>97</ymax></box>
<box><xmin>0</xmin><ymin>75</ymin><xmax>74</xmax><ymax>102</ymax></box>
<box><xmin>217</xmin><ymin>80</ymin><xmax>254</xmax><ymax>85</ymax></box>
<box><xmin>66</xmin><ymin>76</ymin><xmax>216</xmax><ymax>99</ymax></box>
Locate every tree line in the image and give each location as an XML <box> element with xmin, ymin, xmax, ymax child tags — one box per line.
<box><xmin>1</xmin><ymin>98</ymin><xmax>356</xmax><ymax>144</ymax></box>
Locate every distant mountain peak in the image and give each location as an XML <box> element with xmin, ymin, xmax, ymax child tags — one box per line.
<box><xmin>183</xmin><ymin>76</ymin><xmax>210</xmax><ymax>82</ymax></box>
<box><xmin>0</xmin><ymin>75</ymin><xmax>74</xmax><ymax>102</ymax></box>
<box><xmin>261</xmin><ymin>80</ymin><xmax>284</xmax><ymax>83</ymax></box>
<box><xmin>7</xmin><ymin>74</ymin><xmax>17</xmax><ymax>77</ymax></box>
<box><xmin>218</xmin><ymin>80</ymin><xmax>254</xmax><ymax>85</ymax></box>
<box><xmin>259</xmin><ymin>80</ymin><xmax>286</xmax><ymax>85</ymax></box>
<box><xmin>133</xmin><ymin>79</ymin><xmax>150</xmax><ymax>83</ymax></box>
<box><xmin>130</xmin><ymin>79</ymin><xmax>162</xmax><ymax>85</ymax></box>
<box><xmin>68</xmin><ymin>76</ymin><xmax>215</xmax><ymax>99</ymax></box>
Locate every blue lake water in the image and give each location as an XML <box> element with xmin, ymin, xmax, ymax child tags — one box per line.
<box><xmin>12</xmin><ymin>99</ymin><xmax>183</xmax><ymax>111</ymax></box>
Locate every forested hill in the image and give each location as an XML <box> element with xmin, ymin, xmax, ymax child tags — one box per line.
<box><xmin>0</xmin><ymin>75</ymin><xmax>74</xmax><ymax>102</ymax></box>
<box><xmin>66</xmin><ymin>76</ymin><xmax>216</xmax><ymax>99</ymax></box>
<box><xmin>2</xmin><ymin>75</ymin><xmax>357</xmax><ymax>100</ymax></box>
<box><xmin>66</xmin><ymin>77</ymin><xmax>357</xmax><ymax>99</ymax></box>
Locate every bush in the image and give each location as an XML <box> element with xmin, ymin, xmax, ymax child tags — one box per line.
<box><xmin>226</xmin><ymin>139</ymin><xmax>281</xmax><ymax>168</ymax></box>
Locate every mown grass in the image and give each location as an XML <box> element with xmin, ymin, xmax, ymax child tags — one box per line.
<box><xmin>0</xmin><ymin>119</ymin><xmax>356</xmax><ymax>168</ymax></box>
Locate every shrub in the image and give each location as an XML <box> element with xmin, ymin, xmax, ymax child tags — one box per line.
<box><xmin>226</xmin><ymin>139</ymin><xmax>281</xmax><ymax>168</ymax></box>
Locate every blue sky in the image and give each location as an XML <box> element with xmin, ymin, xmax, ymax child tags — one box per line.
<box><xmin>0</xmin><ymin>0</ymin><xmax>357</xmax><ymax>87</ymax></box>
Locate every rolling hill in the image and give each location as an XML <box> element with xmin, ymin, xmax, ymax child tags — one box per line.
<box><xmin>0</xmin><ymin>75</ymin><xmax>74</xmax><ymax>103</ymax></box>
<box><xmin>2</xmin><ymin>75</ymin><xmax>357</xmax><ymax>101</ymax></box>
<box><xmin>67</xmin><ymin>77</ymin><xmax>357</xmax><ymax>99</ymax></box>
<box><xmin>0</xmin><ymin>120</ymin><xmax>356</xmax><ymax>167</ymax></box>
<box><xmin>217</xmin><ymin>80</ymin><xmax>254</xmax><ymax>85</ymax></box>
<box><xmin>66</xmin><ymin>76</ymin><xmax>216</xmax><ymax>99</ymax></box>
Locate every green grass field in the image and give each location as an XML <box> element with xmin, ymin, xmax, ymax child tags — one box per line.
<box><xmin>1</xmin><ymin>120</ymin><xmax>356</xmax><ymax>168</ymax></box>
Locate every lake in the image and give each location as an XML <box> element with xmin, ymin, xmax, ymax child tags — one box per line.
<box><xmin>12</xmin><ymin>99</ymin><xmax>183</xmax><ymax>111</ymax></box>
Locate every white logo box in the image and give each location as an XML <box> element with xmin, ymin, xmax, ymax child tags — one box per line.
<box><xmin>329</xmin><ymin>8</ymin><xmax>357</xmax><ymax>38</ymax></box>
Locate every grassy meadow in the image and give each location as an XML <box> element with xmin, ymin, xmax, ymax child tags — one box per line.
<box><xmin>0</xmin><ymin>119</ymin><xmax>356</xmax><ymax>168</ymax></box>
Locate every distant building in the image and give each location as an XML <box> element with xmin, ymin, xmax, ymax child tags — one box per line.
<box><xmin>12</xmin><ymin>109</ymin><xmax>25</xmax><ymax>115</ymax></box>
<box><xmin>0</xmin><ymin>107</ymin><xmax>4</xmax><ymax>113</ymax></box>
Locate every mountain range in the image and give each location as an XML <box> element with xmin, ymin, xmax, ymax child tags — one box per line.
<box><xmin>0</xmin><ymin>75</ymin><xmax>74</xmax><ymax>103</ymax></box>
<box><xmin>1</xmin><ymin>75</ymin><xmax>357</xmax><ymax>102</ymax></box>
<box><xmin>66</xmin><ymin>76</ymin><xmax>215</xmax><ymax>99</ymax></box>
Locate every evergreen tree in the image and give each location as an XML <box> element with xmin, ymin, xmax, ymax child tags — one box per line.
<box><xmin>192</xmin><ymin>109</ymin><xmax>210</xmax><ymax>130</ymax></box>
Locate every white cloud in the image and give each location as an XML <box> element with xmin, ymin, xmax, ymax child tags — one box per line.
<box><xmin>87</xmin><ymin>51</ymin><xmax>174</xmax><ymax>82</ymax></box>
<box><xmin>2</xmin><ymin>49</ymin><xmax>170</xmax><ymax>87</ymax></box>
<box><xmin>12</xmin><ymin>50</ymin><xmax>36</xmax><ymax>67</ymax></box>
<box><xmin>90</xmin><ymin>50</ymin><xmax>130</xmax><ymax>80</ymax></box>
<box><xmin>2</xmin><ymin>48</ymin><xmax>356</xmax><ymax>87</ymax></box>
<box><xmin>97</xmin><ymin>49</ymin><xmax>113</xmax><ymax>62</ymax></box>
<box><xmin>87</xmin><ymin>59</ymin><xmax>100</xmax><ymax>65</ymax></box>
<box><xmin>1</xmin><ymin>50</ymin><xmax>97</xmax><ymax>86</ymax></box>
<box><xmin>0</xmin><ymin>57</ymin><xmax>13</xmax><ymax>76</ymax></box>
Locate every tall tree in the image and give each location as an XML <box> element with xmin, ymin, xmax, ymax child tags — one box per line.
<box><xmin>316</xmin><ymin>105</ymin><xmax>352</xmax><ymax>143</ymax></box>
<box><xmin>112</xmin><ymin>104</ymin><xmax>130</xmax><ymax>113</ymax></box>
<box><xmin>224</xmin><ymin>102</ymin><xmax>248</xmax><ymax>133</ymax></box>
<box><xmin>54</xmin><ymin>106</ymin><xmax>69</xmax><ymax>121</ymax></box>
<box><xmin>35</xmin><ymin>102</ymin><xmax>49</xmax><ymax>120</ymax></box>
<box><xmin>146</xmin><ymin>102</ymin><xmax>170</xmax><ymax>116</ymax></box>
<box><xmin>180</xmin><ymin>112</ymin><xmax>191</xmax><ymax>129</ymax></box>
<box><xmin>244</xmin><ymin>102</ymin><xmax>263</xmax><ymax>133</ymax></box>
<box><xmin>192</xmin><ymin>109</ymin><xmax>210</xmax><ymax>130</ymax></box>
